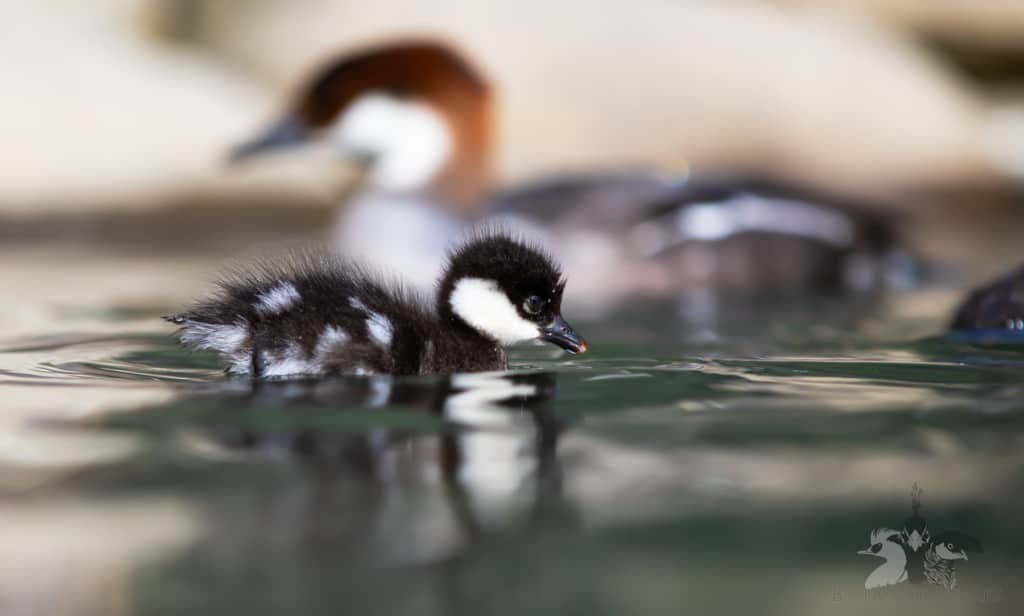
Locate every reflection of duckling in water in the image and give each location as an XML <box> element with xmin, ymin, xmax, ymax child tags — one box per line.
<box><xmin>858</xmin><ymin>528</ymin><xmax>908</xmax><ymax>589</ymax></box>
<box><xmin>207</xmin><ymin>371</ymin><xmax>566</xmax><ymax>546</ymax></box>
<box><xmin>924</xmin><ymin>531</ymin><xmax>983</xmax><ymax>590</ymax></box>
<box><xmin>131</xmin><ymin>371</ymin><xmax>569</xmax><ymax>566</ymax></box>
<box><xmin>220</xmin><ymin>372</ymin><xmax>561</xmax><ymax>477</ymax></box>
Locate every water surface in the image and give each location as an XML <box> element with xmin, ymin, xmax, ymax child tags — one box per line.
<box><xmin>1</xmin><ymin>246</ymin><xmax>1021</xmax><ymax>615</ymax></box>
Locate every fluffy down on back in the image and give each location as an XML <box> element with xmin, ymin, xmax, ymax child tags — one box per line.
<box><xmin>167</xmin><ymin>232</ymin><xmax>586</xmax><ymax>377</ymax></box>
<box><xmin>167</xmin><ymin>254</ymin><xmax>432</xmax><ymax>377</ymax></box>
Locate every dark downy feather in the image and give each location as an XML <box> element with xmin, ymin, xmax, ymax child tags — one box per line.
<box><xmin>167</xmin><ymin>231</ymin><xmax>568</xmax><ymax>377</ymax></box>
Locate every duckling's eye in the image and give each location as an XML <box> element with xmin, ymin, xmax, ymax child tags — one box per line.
<box><xmin>523</xmin><ymin>295</ymin><xmax>544</xmax><ymax>315</ymax></box>
<box><xmin>871</xmin><ymin>543</ymin><xmax>882</xmax><ymax>553</ymax></box>
<box><xmin>946</xmin><ymin>542</ymin><xmax>955</xmax><ymax>550</ymax></box>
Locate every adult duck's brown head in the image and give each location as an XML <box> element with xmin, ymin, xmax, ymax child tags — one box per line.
<box><xmin>230</xmin><ymin>40</ymin><xmax>494</xmax><ymax>214</ymax></box>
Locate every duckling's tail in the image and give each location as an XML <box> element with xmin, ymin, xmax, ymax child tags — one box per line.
<box><xmin>162</xmin><ymin>312</ymin><xmax>253</xmax><ymax>375</ymax></box>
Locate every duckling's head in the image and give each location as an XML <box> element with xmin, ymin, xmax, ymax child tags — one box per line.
<box><xmin>228</xmin><ymin>39</ymin><xmax>493</xmax><ymax>212</ymax></box>
<box><xmin>438</xmin><ymin>232</ymin><xmax>587</xmax><ymax>354</ymax></box>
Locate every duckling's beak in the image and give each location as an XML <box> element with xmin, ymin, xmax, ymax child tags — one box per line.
<box><xmin>227</xmin><ymin>115</ymin><xmax>312</xmax><ymax>164</ymax></box>
<box><xmin>540</xmin><ymin>316</ymin><xmax>588</xmax><ymax>354</ymax></box>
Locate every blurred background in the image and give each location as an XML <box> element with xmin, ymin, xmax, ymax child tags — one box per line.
<box><xmin>3</xmin><ymin>1</ymin><xmax>1024</xmax><ymax>614</ymax></box>
<box><xmin>4</xmin><ymin>0</ymin><xmax>1024</xmax><ymax>265</ymax></box>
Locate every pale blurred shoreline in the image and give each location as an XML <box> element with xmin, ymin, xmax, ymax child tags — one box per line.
<box><xmin>5</xmin><ymin>1</ymin><xmax>1024</xmax><ymax>212</ymax></box>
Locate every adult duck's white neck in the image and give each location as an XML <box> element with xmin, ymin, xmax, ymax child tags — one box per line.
<box><xmin>331</xmin><ymin>92</ymin><xmax>454</xmax><ymax>194</ymax></box>
<box><xmin>333</xmin><ymin>192</ymin><xmax>462</xmax><ymax>293</ymax></box>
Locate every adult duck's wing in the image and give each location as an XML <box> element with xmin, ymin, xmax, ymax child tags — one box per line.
<box><xmin>487</xmin><ymin>170</ymin><xmax>683</xmax><ymax>227</ymax></box>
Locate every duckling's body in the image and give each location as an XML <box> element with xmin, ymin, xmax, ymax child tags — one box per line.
<box><xmin>167</xmin><ymin>257</ymin><xmax>502</xmax><ymax>376</ymax></box>
<box><xmin>168</xmin><ymin>233</ymin><xmax>585</xmax><ymax>377</ymax></box>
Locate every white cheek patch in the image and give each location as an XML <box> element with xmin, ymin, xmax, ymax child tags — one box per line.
<box><xmin>331</xmin><ymin>92</ymin><xmax>452</xmax><ymax>192</ymax></box>
<box><xmin>256</xmin><ymin>282</ymin><xmax>300</xmax><ymax>315</ymax></box>
<box><xmin>450</xmin><ymin>278</ymin><xmax>539</xmax><ymax>345</ymax></box>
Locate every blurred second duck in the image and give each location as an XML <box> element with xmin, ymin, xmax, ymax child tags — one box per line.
<box><xmin>229</xmin><ymin>39</ymin><xmax>912</xmax><ymax>305</ymax></box>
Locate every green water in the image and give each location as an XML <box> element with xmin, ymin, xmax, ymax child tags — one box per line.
<box><xmin>1</xmin><ymin>254</ymin><xmax>1022</xmax><ymax>615</ymax></box>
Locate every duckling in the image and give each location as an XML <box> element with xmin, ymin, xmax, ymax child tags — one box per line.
<box><xmin>165</xmin><ymin>232</ymin><xmax>586</xmax><ymax>377</ymax></box>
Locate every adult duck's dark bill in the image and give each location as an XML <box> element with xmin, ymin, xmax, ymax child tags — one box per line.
<box><xmin>541</xmin><ymin>316</ymin><xmax>588</xmax><ymax>354</ymax></box>
<box><xmin>227</xmin><ymin>115</ymin><xmax>311</xmax><ymax>164</ymax></box>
